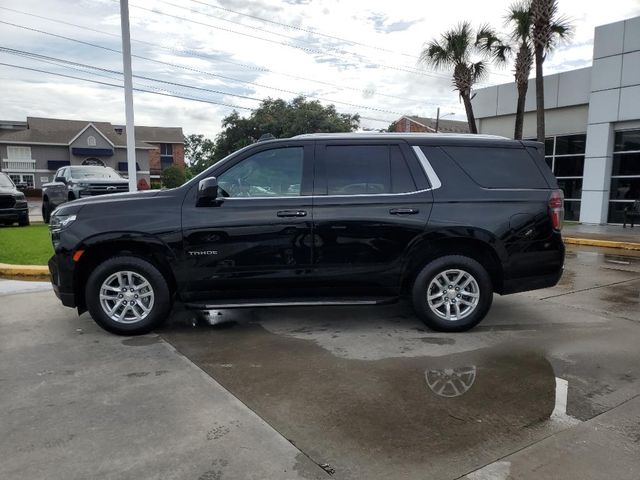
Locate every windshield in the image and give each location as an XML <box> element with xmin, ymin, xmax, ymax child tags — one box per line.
<box><xmin>70</xmin><ymin>167</ymin><xmax>122</xmax><ymax>179</ymax></box>
<box><xmin>0</xmin><ymin>173</ymin><xmax>15</xmax><ymax>188</ymax></box>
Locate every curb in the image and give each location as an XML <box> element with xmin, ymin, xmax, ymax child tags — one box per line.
<box><xmin>0</xmin><ymin>262</ymin><xmax>49</xmax><ymax>279</ymax></box>
<box><xmin>564</xmin><ymin>237</ymin><xmax>640</xmax><ymax>251</ymax></box>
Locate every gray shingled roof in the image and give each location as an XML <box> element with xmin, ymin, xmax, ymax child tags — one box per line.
<box><xmin>405</xmin><ymin>115</ymin><xmax>469</xmax><ymax>133</ymax></box>
<box><xmin>0</xmin><ymin>117</ymin><xmax>184</xmax><ymax>148</ymax></box>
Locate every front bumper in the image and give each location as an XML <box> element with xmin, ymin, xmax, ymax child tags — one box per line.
<box><xmin>48</xmin><ymin>254</ymin><xmax>77</xmax><ymax>308</ymax></box>
<box><xmin>0</xmin><ymin>206</ymin><xmax>28</xmax><ymax>222</ymax></box>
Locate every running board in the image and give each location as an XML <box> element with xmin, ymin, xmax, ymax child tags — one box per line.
<box><xmin>184</xmin><ymin>297</ymin><xmax>398</xmax><ymax>310</ymax></box>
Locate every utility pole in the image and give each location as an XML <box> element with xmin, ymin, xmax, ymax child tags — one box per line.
<box><xmin>120</xmin><ymin>0</ymin><xmax>137</xmax><ymax>192</ymax></box>
<box><xmin>435</xmin><ymin>107</ymin><xmax>440</xmax><ymax>133</ymax></box>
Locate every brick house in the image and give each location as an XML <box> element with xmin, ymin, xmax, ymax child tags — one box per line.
<box><xmin>391</xmin><ymin>115</ymin><xmax>469</xmax><ymax>133</ymax></box>
<box><xmin>0</xmin><ymin>117</ymin><xmax>184</xmax><ymax>190</ymax></box>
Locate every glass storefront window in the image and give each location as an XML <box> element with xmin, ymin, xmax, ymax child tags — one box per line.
<box><xmin>608</xmin><ymin>130</ymin><xmax>640</xmax><ymax>223</ymax></box>
<box><xmin>543</xmin><ymin>134</ymin><xmax>586</xmax><ymax>212</ymax></box>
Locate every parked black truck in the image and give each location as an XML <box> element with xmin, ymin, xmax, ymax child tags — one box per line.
<box><xmin>47</xmin><ymin>133</ymin><xmax>565</xmax><ymax>335</ymax></box>
<box><xmin>0</xmin><ymin>172</ymin><xmax>29</xmax><ymax>227</ymax></box>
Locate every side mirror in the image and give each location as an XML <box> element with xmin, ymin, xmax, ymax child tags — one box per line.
<box><xmin>197</xmin><ymin>177</ymin><xmax>219</xmax><ymax>206</ymax></box>
<box><xmin>55</xmin><ymin>176</ymin><xmax>66</xmax><ymax>184</ymax></box>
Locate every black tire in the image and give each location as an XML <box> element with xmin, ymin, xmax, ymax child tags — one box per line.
<box><xmin>85</xmin><ymin>255</ymin><xmax>172</xmax><ymax>335</ymax></box>
<box><xmin>18</xmin><ymin>215</ymin><xmax>30</xmax><ymax>227</ymax></box>
<box><xmin>411</xmin><ymin>255</ymin><xmax>493</xmax><ymax>332</ymax></box>
<box><xmin>42</xmin><ymin>201</ymin><xmax>51</xmax><ymax>224</ymax></box>
<box><xmin>68</xmin><ymin>192</ymin><xmax>75</xmax><ymax>202</ymax></box>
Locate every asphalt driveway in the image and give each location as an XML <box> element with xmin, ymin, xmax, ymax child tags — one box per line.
<box><xmin>1</xmin><ymin>245</ymin><xmax>639</xmax><ymax>479</ymax></box>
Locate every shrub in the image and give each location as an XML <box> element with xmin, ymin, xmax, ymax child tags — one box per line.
<box><xmin>161</xmin><ymin>166</ymin><xmax>186</xmax><ymax>188</ymax></box>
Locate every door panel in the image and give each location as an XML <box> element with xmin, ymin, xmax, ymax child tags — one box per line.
<box><xmin>179</xmin><ymin>143</ymin><xmax>314</xmax><ymax>301</ymax></box>
<box><xmin>310</xmin><ymin>141</ymin><xmax>433</xmax><ymax>295</ymax></box>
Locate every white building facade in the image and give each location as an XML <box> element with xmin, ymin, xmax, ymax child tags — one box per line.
<box><xmin>472</xmin><ymin>16</ymin><xmax>640</xmax><ymax>224</ymax></box>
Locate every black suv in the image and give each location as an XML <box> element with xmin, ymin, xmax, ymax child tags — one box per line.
<box><xmin>48</xmin><ymin>134</ymin><xmax>564</xmax><ymax>335</ymax></box>
<box><xmin>0</xmin><ymin>172</ymin><xmax>30</xmax><ymax>227</ymax></box>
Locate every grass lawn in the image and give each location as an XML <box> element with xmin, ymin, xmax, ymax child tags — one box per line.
<box><xmin>0</xmin><ymin>224</ymin><xmax>53</xmax><ymax>265</ymax></box>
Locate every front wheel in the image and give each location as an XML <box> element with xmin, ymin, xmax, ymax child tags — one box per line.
<box><xmin>412</xmin><ymin>255</ymin><xmax>493</xmax><ymax>332</ymax></box>
<box><xmin>85</xmin><ymin>256</ymin><xmax>172</xmax><ymax>335</ymax></box>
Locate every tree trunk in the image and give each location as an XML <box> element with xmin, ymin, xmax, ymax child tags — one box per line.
<box><xmin>535</xmin><ymin>45</ymin><xmax>545</xmax><ymax>142</ymax></box>
<box><xmin>461</xmin><ymin>93</ymin><xmax>478</xmax><ymax>134</ymax></box>
<box><xmin>514</xmin><ymin>82</ymin><xmax>528</xmax><ymax>140</ymax></box>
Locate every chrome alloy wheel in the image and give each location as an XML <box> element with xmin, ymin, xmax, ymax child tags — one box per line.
<box><xmin>99</xmin><ymin>271</ymin><xmax>154</xmax><ymax>324</ymax></box>
<box><xmin>426</xmin><ymin>269</ymin><xmax>480</xmax><ymax>321</ymax></box>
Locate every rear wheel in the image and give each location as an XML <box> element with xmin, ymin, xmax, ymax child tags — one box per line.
<box><xmin>85</xmin><ymin>256</ymin><xmax>172</xmax><ymax>335</ymax></box>
<box><xmin>412</xmin><ymin>255</ymin><xmax>493</xmax><ymax>332</ymax></box>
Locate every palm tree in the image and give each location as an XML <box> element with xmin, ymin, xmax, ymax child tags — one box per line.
<box><xmin>531</xmin><ymin>0</ymin><xmax>572</xmax><ymax>142</ymax></box>
<box><xmin>421</xmin><ymin>22</ymin><xmax>506</xmax><ymax>134</ymax></box>
<box><xmin>505</xmin><ymin>1</ymin><xmax>534</xmax><ymax>140</ymax></box>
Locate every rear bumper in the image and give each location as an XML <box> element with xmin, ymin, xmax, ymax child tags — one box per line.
<box><xmin>501</xmin><ymin>268</ymin><xmax>563</xmax><ymax>295</ymax></box>
<box><xmin>48</xmin><ymin>254</ymin><xmax>77</xmax><ymax>308</ymax></box>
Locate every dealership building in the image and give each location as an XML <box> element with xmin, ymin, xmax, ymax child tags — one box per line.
<box><xmin>472</xmin><ymin>16</ymin><xmax>640</xmax><ymax>224</ymax></box>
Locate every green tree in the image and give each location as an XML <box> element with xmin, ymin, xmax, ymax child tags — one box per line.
<box><xmin>531</xmin><ymin>0</ymin><xmax>572</xmax><ymax>141</ymax></box>
<box><xmin>505</xmin><ymin>1</ymin><xmax>534</xmax><ymax>140</ymax></box>
<box><xmin>420</xmin><ymin>22</ymin><xmax>506</xmax><ymax>134</ymax></box>
<box><xmin>184</xmin><ymin>134</ymin><xmax>216</xmax><ymax>175</ymax></box>
<box><xmin>212</xmin><ymin>96</ymin><xmax>360</xmax><ymax>160</ymax></box>
<box><xmin>161</xmin><ymin>165</ymin><xmax>186</xmax><ymax>188</ymax></box>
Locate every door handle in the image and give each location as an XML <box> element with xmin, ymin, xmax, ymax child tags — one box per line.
<box><xmin>389</xmin><ymin>208</ymin><xmax>419</xmax><ymax>215</ymax></box>
<box><xmin>277</xmin><ymin>210</ymin><xmax>307</xmax><ymax>217</ymax></box>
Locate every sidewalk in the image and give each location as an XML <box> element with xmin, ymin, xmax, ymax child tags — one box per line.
<box><xmin>563</xmin><ymin>223</ymin><xmax>640</xmax><ymax>250</ymax></box>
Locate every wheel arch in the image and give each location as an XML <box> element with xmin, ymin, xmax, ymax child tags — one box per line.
<box><xmin>73</xmin><ymin>235</ymin><xmax>178</xmax><ymax>312</ymax></box>
<box><xmin>401</xmin><ymin>232</ymin><xmax>505</xmax><ymax>295</ymax></box>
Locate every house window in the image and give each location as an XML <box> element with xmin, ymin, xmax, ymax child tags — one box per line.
<box><xmin>7</xmin><ymin>146</ymin><xmax>32</xmax><ymax>160</ymax></box>
<box><xmin>82</xmin><ymin>158</ymin><xmax>105</xmax><ymax>166</ymax></box>
<box><xmin>160</xmin><ymin>143</ymin><xmax>173</xmax><ymax>169</ymax></box>
<box><xmin>608</xmin><ymin>130</ymin><xmax>640</xmax><ymax>223</ymax></box>
<box><xmin>9</xmin><ymin>173</ymin><xmax>34</xmax><ymax>188</ymax></box>
<box><xmin>87</xmin><ymin>135</ymin><xmax>97</xmax><ymax>146</ymax></box>
<box><xmin>543</xmin><ymin>134</ymin><xmax>586</xmax><ymax>221</ymax></box>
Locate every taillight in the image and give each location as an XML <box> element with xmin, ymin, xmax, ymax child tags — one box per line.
<box><xmin>549</xmin><ymin>190</ymin><xmax>564</xmax><ymax>231</ymax></box>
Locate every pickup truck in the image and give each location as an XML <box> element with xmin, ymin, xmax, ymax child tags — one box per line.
<box><xmin>42</xmin><ymin>165</ymin><xmax>129</xmax><ymax>223</ymax></box>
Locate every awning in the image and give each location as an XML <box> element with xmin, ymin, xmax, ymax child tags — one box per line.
<box><xmin>71</xmin><ymin>148</ymin><xmax>114</xmax><ymax>156</ymax></box>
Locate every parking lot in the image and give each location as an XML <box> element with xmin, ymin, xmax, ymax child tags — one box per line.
<box><xmin>1</xmin><ymin>244</ymin><xmax>639</xmax><ymax>480</ymax></box>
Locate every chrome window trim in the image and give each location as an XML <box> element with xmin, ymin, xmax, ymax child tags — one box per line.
<box><xmin>412</xmin><ymin>146</ymin><xmax>442</xmax><ymax>190</ymax></box>
<box><xmin>221</xmin><ymin>189</ymin><xmax>431</xmax><ymax>201</ymax></box>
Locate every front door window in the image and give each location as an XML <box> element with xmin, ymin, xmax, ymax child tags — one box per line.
<box><xmin>218</xmin><ymin>147</ymin><xmax>304</xmax><ymax>198</ymax></box>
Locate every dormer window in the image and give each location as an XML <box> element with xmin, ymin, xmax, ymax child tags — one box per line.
<box><xmin>87</xmin><ymin>135</ymin><xmax>97</xmax><ymax>147</ymax></box>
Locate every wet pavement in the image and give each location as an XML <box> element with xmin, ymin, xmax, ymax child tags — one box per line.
<box><xmin>1</xmin><ymin>245</ymin><xmax>639</xmax><ymax>479</ymax></box>
<box><xmin>160</xmin><ymin>245</ymin><xmax>640</xmax><ymax>479</ymax></box>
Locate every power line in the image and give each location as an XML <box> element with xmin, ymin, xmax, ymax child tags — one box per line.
<box><xmin>189</xmin><ymin>0</ymin><xmax>419</xmax><ymax>60</ymax></box>
<box><xmin>0</xmin><ymin>20</ymin><xmax>410</xmax><ymax>116</ymax></box>
<box><xmin>0</xmin><ymin>61</ymin><xmax>254</xmax><ymax>110</ymax></box>
<box><xmin>125</xmin><ymin>1</ymin><xmax>453</xmax><ymax>80</ymax></box>
<box><xmin>182</xmin><ymin>0</ymin><xmax>511</xmax><ymax>79</ymax></box>
<box><xmin>0</xmin><ymin>62</ymin><xmax>397</xmax><ymax>125</ymax></box>
<box><xmin>0</xmin><ymin>5</ymin><xmax>430</xmax><ymax>104</ymax></box>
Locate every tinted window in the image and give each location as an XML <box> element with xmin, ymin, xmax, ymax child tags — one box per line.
<box><xmin>218</xmin><ymin>147</ymin><xmax>303</xmax><ymax>197</ymax></box>
<box><xmin>444</xmin><ymin>146</ymin><xmax>547</xmax><ymax>189</ymax></box>
<box><xmin>325</xmin><ymin>145</ymin><xmax>390</xmax><ymax>195</ymax></box>
<box><xmin>614</xmin><ymin>130</ymin><xmax>640</xmax><ymax>152</ymax></box>
<box><xmin>555</xmin><ymin>134</ymin><xmax>586</xmax><ymax>155</ymax></box>
<box><xmin>390</xmin><ymin>146</ymin><xmax>416</xmax><ymax>193</ymax></box>
<box><xmin>554</xmin><ymin>155</ymin><xmax>584</xmax><ymax>177</ymax></box>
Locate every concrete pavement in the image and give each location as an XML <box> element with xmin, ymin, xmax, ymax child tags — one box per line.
<box><xmin>1</xmin><ymin>245</ymin><xmax>639</xmax><ymax>479</ymax></box>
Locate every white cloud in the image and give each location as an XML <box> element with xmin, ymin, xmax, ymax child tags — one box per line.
<box><xmin>1</xmin><ymin>0</ymin><xmax>639</xmax><ymax>137</ymax></box>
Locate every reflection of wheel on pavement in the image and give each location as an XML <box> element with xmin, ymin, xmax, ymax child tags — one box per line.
<box><xmin>425</xmin><ymin>366</ymin><xmax>477</xmax><ymax>398</ymax></box>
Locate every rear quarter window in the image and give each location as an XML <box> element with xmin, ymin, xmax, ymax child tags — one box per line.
<box><xmin>443</xmin><ymin>146</ymin><xmax>548</xmax><ymax>189</ymax></box>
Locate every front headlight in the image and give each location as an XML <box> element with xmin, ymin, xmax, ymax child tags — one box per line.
<box><xmin>77</xmin><ymin>182</ymin><xmax>90</xmax><ymax>188</ymax></box>
<box><xmin>49</xmin><ymin>214</ymin><xmax>77</xmax><ymax>233</ymax></box>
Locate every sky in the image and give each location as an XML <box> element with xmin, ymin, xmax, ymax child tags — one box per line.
<box><xmin>1</xmin><ymin>0</ymin><xmax>639</xmax><ymax>138</ymax></box>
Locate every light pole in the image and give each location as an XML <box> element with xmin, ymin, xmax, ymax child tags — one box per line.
<box><xmin>120</xmin><ymin>0</ymin><xmax>137</xmax><ymax>192</ymax></box>
<box><xmin>435</xmin><ymin>108</ymin><xmax>455</xmax><ymax>133</ymax></box>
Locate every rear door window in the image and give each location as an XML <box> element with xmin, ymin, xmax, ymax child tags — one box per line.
<box><xmin>443</xmin><ymin>146</ymin><xmax>548</xmax><ymax>189</ymax></box>
<box><xmin>322</xmin><ymin>144</ymin><xmax>417</xmax><ymax>195</ymax></box>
